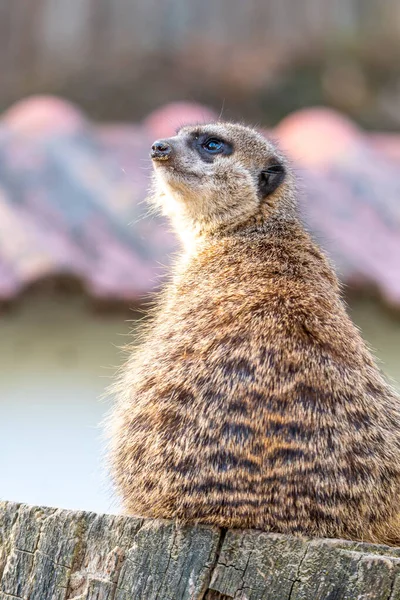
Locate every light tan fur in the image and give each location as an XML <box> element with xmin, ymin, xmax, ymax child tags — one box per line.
<box><xmin>109</xmin><ymin>122</ymin><xmax>400</xmax><ymax>543</ymax></box>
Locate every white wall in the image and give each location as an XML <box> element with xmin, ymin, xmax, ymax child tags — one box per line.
<box><xmin>349</xmin><ymin>297</ymin><xmax>400</xmax><ymax>387</ymax></box>
<box><xmin>0</xmin><ymin>293</ymin><xmax>133</xmax><ymax>513</ymax></box>
<box><xmin>0</xmin><ymin>293</ymin><xmax>399</xmax><ymax>514</ymax></box>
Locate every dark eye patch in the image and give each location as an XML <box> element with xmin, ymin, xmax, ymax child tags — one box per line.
<box><xmin>189</xmin><ymin>133</ymin><xmax>233</xmax><ymax>163</ymax></box>
<box><xmin>259</xmin><ymin>164</ymin><xmax>285</xmax><ymax>198</ymax></box>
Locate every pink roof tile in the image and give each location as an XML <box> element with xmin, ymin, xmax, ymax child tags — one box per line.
<box><xmin>276</xmin><ymin>108</ymin><xmax>400</xmax><ymax>305</ymax></box>
<box><xmin>0</xmin><ymin>97</ymin><xmax>399</xmax><ymax>307</ymax></box>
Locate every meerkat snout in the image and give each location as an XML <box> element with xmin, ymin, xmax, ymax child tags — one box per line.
<box><xmin>150</xmin><ymin>139</ymin><xmax>172</xmax><ymax>161</ymax></box>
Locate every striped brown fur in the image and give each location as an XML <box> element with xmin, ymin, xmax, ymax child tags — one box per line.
<box><xmin>109</xmin><ymin>123</ymin><xmax>400</xmax><ymax>543</ymax></box>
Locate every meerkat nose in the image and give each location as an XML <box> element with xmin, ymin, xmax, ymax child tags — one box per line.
<box><xmin>151</xmin><ymin>140</ymin><xmax>172</xmax><ymax>161</ymax></box>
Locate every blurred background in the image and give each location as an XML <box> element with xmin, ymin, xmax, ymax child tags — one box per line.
<box><xmin>0</xmin><ymin>0</ymin><xmax>400</xmax><ymax>514</ymax></box>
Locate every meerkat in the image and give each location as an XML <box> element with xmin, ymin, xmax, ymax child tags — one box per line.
<box><xmin>109</xmin><ymin>122</ymin><xmax>400</xmax><ymax>543</ymax></box>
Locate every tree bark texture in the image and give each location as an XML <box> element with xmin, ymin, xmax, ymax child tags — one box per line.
<box><xmin>1</xmin><ymin>501</ymin><xmax>400</xmax><ymax>599</ymax></box>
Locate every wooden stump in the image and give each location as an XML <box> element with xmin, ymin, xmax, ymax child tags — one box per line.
<box><xmin>1</xmin><ymin>501</ymin><xmax>400</xmax><ymax>599</ymax></box>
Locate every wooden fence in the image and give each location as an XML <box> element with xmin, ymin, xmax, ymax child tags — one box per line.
<box><xmin>0</xmin><ymin>0</ymin><xmax>399</xmax><ymax>118</ymax></box>
<box><xmin>1</xmin><ymin>501</ymin><xmax>400</xmax><ymax>599</ymax></box>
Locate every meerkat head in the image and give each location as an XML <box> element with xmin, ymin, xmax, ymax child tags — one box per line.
<box><xmin>150</xmin><ymin>122</ymin><xmax>296</xmax><ymax>246</ymax></box>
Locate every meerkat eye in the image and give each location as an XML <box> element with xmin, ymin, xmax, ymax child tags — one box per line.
<box><xmin>195</xmin><ymin>135</ymin><xmax>233</xmax><ymax>161</ymax></box>
<box><xmin>202</xmin><ymin>138</ymin><xmax>224</xmax><ymax>154</ymax></box>
<box><xmin>259</xmin><ymin>164</ymin><xmax>285</xmax><ymax>198</ymax></box>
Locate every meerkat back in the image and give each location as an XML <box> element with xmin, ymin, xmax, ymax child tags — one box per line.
<box><xmin>109</xmin><ymin>122</ymin><xmax>400</xmax><ymax>544</ymax></box>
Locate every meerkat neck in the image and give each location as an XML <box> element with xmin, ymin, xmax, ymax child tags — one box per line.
<box><xmin>176</xmin><ymin>210</ymin><xmax>302</xmax><ymax>257</ymax></box>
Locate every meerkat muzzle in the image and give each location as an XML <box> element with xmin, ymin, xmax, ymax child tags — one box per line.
<box><xmin>151</xmin><ymin>140</ymin><xmax>172</xmax><ymax>161</ymax></box>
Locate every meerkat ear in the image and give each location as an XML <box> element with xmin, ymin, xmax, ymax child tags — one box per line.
<box><xmin>259</xmin><ymin>164</ymin><xmax>285</xmax><ymax>198</ymax></box>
